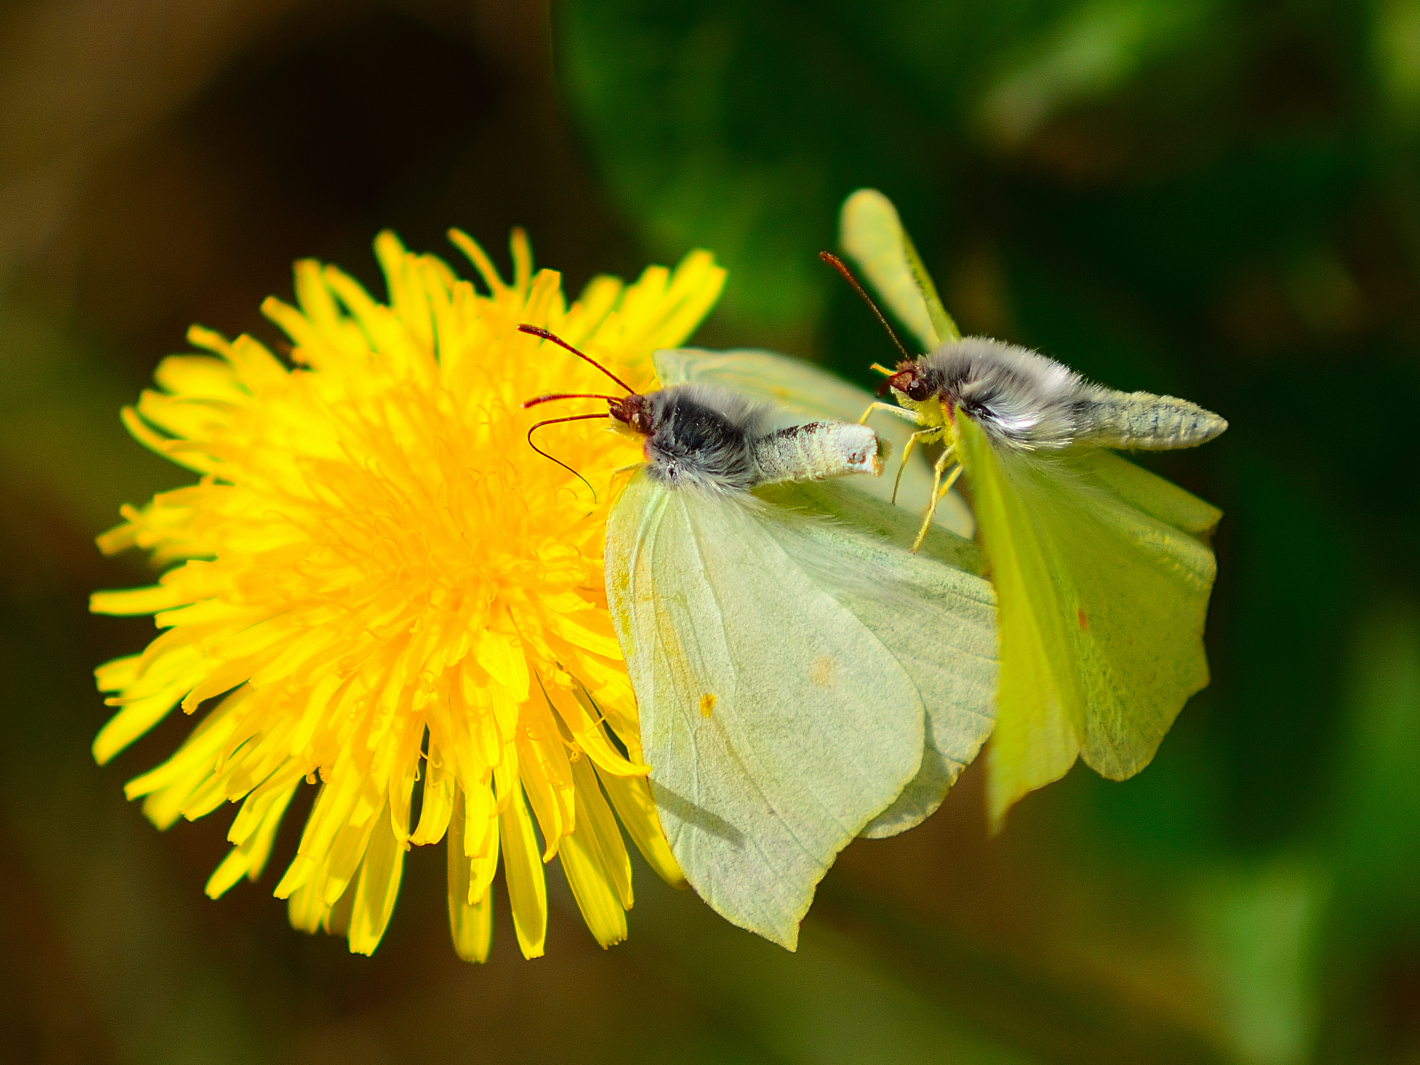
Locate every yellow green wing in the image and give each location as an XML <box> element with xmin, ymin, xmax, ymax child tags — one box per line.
<box><xmin>839</xmin><ymin>188</ymin><xmax>960</xmax><ymax>350</ymax></box>
<box><xmin>954</xmin><ymin>414</ymin><xmax>1220</xmax><ymax>829</ymax></box>
<box><xmin>607</xmin><ymin>473</ymin><xmax>927</xmax><ymax>948</ymax></box>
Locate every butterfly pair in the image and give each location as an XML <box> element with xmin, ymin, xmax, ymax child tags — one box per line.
<box><xmin>520</xmin><ymin>190</ymin><xmax>1226</xmax><ymax>949</ymax></box>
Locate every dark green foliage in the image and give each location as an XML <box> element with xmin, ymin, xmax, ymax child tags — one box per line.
<box><xmin>556</xmin><ymin>2</ymin><xmax>1420</xmax><ymax>1059</ymax></box>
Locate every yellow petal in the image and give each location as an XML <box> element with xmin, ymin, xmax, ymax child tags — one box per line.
<box><xmin>347</xmin><ymin>798</ymin><xmax>407</xmax><ymax>955</ymax></box>
<box><xmin>475</xmin><ymin>629</ymin><xmax>529</xmax><ymax>701</ymax></box>
<box><xmin>447</xmin><ymin>788</ymin><xmax>496</xmax><ymax>963</ymax></box>
<box><xmin>559</xmin><ymin>829</ymin><xmax>626</xmax><ymax>949</ymax></box>
<box><xmin>90</xmin><ymin>585</ymin><xmax>181</xmax><ymax>616</ymax></box>
<box><xmin>206</xmin><ymin>781</ymin><xmax>297</xmax><ymax>898</ymax></box>
<box><xmin>500</xmin><ymin>786</ymin><xmax>547</xmax><ymax>960</ymax></box>
<box><xmin>598</xmin><ymin>769</ymin><xmax>684</xmax><ymax>888</ymax></box>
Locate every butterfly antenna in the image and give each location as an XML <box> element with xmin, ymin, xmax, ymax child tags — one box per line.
<box><xmin>522</xmin><ymin>392</ymin><xmax>622</xmax><ymax>409</ymax></box>
<box><xmin>819</xmin><ymin>251</ymin><xmax>912</xmax><ymax>363</ymax></box>
<box><xmin>526</xmin><ymin>412</ymin><xmax>609</xmax><ymax>501</ymax></box>
<box><xmin>519</xmin><ymin>325</ymin><xmax>638</xmax><ymax>395</ymax></box>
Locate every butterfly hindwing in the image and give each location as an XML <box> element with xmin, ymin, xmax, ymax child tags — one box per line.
<box><xmin>753</xmin><ymin>480</ymin><xmax>998</xmax><ymax>837</ymax></box>
<box><xmin>955</xmin><ymin>415</ymin><xmax>1219</xmax><ymax>827</ymax></box>
<box><xmin>1049</xmin><ymin>448</ymin><xmax>1217</xmax><ymax>778</ymax></box>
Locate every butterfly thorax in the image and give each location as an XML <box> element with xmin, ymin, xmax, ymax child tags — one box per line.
<box><xmin>888</xmin><ymin>337</ymin><xmax>1226</xmax><ymax>451</ymax></box>
<box><xmin>630</xmin><ymin>385</ymin><xmax>763</xmax><ymax>491</ymax></box>
<box><xmin>627</xmin><ymin>384</ymin><xmax>884</xmax><ymax>492</ymax></box>
<box><xmin>889</xmin><ymin>338</ymin><xmax>1081</xmax><ymax>450</ymax></box>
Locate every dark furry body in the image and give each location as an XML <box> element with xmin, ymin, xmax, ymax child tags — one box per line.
<box><xmin>636</xmin><ymin>385</ymin><xmax>768</xmax><ymax>491</ymax></box>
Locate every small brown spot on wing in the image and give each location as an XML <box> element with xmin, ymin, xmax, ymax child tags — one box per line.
<box><xmin>699</xmin><ymin>693</ymin><xmax>716</xmax><ymax>717</ymax></box>
<box><xmin>1078</xmin><ymin>609</ymin><xmax>1088</xmax><ymax>631</ymax></box>
<box><xmin>811</xmin><ymin>656</ymin><xmax>835</xmax><ymax>688</ymax></box>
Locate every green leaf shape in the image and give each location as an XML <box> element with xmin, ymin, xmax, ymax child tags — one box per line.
<box><xmin>839</xmin><ymin>188</ymin><xmax>960</xmax><ymax>350</ymax></box>
<box><xmin>975</xmin><ymin>0</ymin><xmax>1218</xmax><ymax>150</ymax></box>
<box><xmin>954</xmin><ymin>413</ymin><xmax>1220</xmax><ymax>829</ymax></box>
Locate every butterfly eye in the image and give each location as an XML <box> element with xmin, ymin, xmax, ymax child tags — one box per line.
<box><xmin>906</xmin><ymin>379</ymin><xmax>932</xmax><ymax>402</ymax></box>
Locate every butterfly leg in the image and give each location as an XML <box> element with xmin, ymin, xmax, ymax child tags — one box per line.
<box><xmin>936</xmin><ymin>462</ymin><xmax>963</xmax><ymax>500</ymax></box>
<box><xmin>891</xmin><ymin>428</ymin><xmax>937</xmax><ymax>505</ymax></box>
<box><xmin>911</xmin><ymin>447</ymin><xmax>958</xmax><ymax>553</ymax></box>
<box><xmin>857</xmin><ymin>401</ymin><xmax>920</xmax><ymax>426</ymax></box>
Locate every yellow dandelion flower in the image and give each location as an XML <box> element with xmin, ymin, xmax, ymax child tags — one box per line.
<box><xmin>90</xmin><ymin>228</ymin><xmax>725</xmax><ymax>960</ymax></box>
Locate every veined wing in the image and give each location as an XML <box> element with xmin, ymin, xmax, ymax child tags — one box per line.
<box><xmin>653</xmin><ymin>346</ymin><xmax>974</xmax><ymax>538</ymax></box>
<box><xmin>606</xmin><ymin>472</ymin><xmax>924</xmax><ymax>948</ymax></box>
<box><xmin>839</xmin><ymin>188</ymin><xmax>960</xmax><ymax>350</ymax></box>
<box><xmin>955</xmin><ymin>414</ymin><xmax>1219</xmax><ymax>829</ymax></box>
<box><xmin>754</xmin><ymin>480</ymin><xmax>998</xmax><ymax>837</ymax></box>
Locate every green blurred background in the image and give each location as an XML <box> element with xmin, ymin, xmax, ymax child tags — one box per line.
<box><xmin>1</xmin><ymin>0</ymin><xmax>1416</xmax><ymax>1062</ymax></box>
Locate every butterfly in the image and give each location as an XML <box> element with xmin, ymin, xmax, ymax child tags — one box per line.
<box><xmin>520</xmin><ymin>325</ymin><xmax>997</xmax><ymax>947</ymax></box>
<box><xmin>833</xmin><ymin>189</ymin><xmax>1226</xmax><ymax>829</ymax></box>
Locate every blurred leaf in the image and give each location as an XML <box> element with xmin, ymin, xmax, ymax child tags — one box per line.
<box><xmin>0</xmin><ymin>300</ymin><xmax>182</xmax><ymax>539</ymax></box>
<box><xmin>1331</xmin><ymin>605</ymin><xmax>1420</xmax><ymax>938</ymax></box>
<box><xmin>556</xmin><ymin>0</ymin><xmax>946</xmax><ymax>333</ymax></box>
<box><xmin>1373</xmin><ymin>0</ymin><xmax>1420</xmax><ymax>122</ymax></box>
<box><xmin>976</xmin><ymin>0</ymin><xmax>1219</xmax><ymax>150</ymax></box>
<box><xmin>1193</xmin><ymin>860</ymin><xmax>1329</xmax><ymax>1065</ymax></box>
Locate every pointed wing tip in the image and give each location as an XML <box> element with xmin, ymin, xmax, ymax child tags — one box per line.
<box><xmin>840</xmin><ymin>187</ymin><xmax>891</xmax><ymax>222</ymax></box>
<box><xmin>705</xmin><ymin>891</ymin><xmax>807</xmax><ymax>952</ymax></box>
<box><xmin>761</xmin><ymin>922</ymin><xmax>801</xmax><ymax>952</ymax></box>
<box><xmin>984</xmin><ymin>772</ymin><xmax>1026</xmax><ymax>838</ymax></box>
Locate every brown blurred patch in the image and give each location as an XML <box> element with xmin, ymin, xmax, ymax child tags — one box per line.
<box><xmin>0</xmin><ymin>811</ymin><xmax>117</xmax><ymax>1065</ymax></box>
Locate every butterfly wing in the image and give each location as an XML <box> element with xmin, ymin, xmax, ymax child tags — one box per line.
<box><xmin>753</xmin><ymin>480</ymin><xmax>998</xmax><ymax>837</ymax></box>
<box><xmin>955</xmin><ymin>414</ymin><xmax>1220</xmax><ymax>829</ymax></box>
<box><xmin>606</xmin><ymin>472</ymin><xmax>925</xmax><ymax>948</ymax></box>
<box><xmin>839</xmin><ymin>188</ymin><xmax>960</xmax><ymax>349</ymax></box>
<box><xmin>652</xmin><ymin>347</ymin><xmax>996</xmax><ymax>830</ymax></box>
<box><xmin>653</xmin><ymin>346</ymin><xmax>974</xmax><ymax>537</ymax></box>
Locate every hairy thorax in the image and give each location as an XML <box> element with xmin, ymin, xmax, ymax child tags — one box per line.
<box><xmin>893</xmin><ymin>337</ymin><xmax>1227</xmax><ymax>452</ymax></box>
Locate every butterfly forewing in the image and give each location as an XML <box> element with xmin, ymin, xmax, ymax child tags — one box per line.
<box><xmin>839</xmin><ymin>188</ymin><xmax>958</xmax><ymax>350</ymax></box>
<box><xmin>606</xmin><ymin>472</ymin><xmax>925</xmax><ymax>948</ymax></box>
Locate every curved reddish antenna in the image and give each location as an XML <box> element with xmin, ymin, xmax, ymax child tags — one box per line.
<box><xmin>523</xmin><ymin>392</ymin><xmax>622</xmax><ymax>410</ymax></box>
<box><xmin>526</xmin><ymin>412</ymin><xmax>609</xmax><ymax>501</ymax></box>
<box><xmin>819</xmin><ymin>251</ymin><xmax>912</xmax><ymax>363</ymax></box>
<box><xmin>518</xmin><ymin>325</ymin><xmax>638</xmax><ymax>395</ymax></box>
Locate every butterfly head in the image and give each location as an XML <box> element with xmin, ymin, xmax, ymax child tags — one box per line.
<box><xmin>884</xmin><ymin>360</ymin><xmax>934</xmax><ymax>402</ymax></box>
<box><xmin>607</xmin><ymin>393</ymin><xmax>656</xmax><ymax>436</ymax></box>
